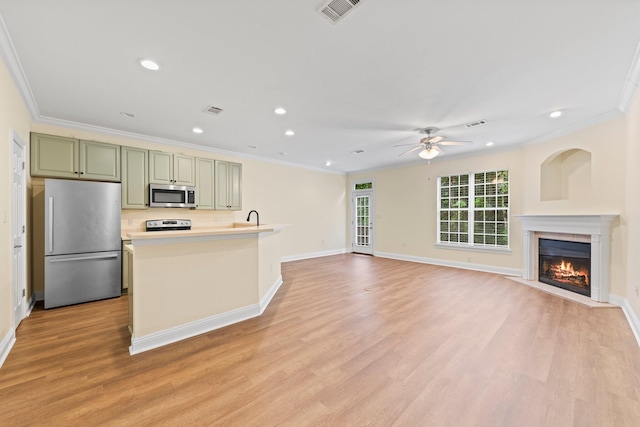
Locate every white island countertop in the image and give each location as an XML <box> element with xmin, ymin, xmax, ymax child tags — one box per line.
<box><xmin>125</xmin><ymin>223</ymin><xmax>288</xmax><ymax>241</ymax></box>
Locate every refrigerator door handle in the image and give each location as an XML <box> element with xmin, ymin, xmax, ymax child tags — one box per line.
<box><xmin>48</xmin><ymin>196</ymin><xmax>53</xmax><ymax>253</ymax></box>
<box><xmin>48</xmin><ymin>253</ymin><xmax>119</xmax><ymax>263</ymax></box>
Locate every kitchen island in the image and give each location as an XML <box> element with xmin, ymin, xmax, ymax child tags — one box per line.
<box><xmin>124</xmin><ymin>224</ymin><xmax>286</xmax><ymax>354</ymax></box>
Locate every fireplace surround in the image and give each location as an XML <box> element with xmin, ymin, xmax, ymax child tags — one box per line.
<box><xmin>516</xmin><ymin>215</ymin><xmax>617</xmax><ymax>302</ymax></box>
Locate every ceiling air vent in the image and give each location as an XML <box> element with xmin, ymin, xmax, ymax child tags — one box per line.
<box><xmin>204</xmin><ymin>105</ymin><xmax>224</xmax><ymax>115</ymax></box>
<box><xmin>464</xmin><ymin>119</ymin><xmax>487</xmax><ymax>128</ymax></box>
<box><xmin>318</xmin><ymin>0</ymin><xmax>363</xmax><ymax>24</ymax></box>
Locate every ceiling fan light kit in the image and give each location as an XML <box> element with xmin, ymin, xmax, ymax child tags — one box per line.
<box><xmin>395</xmin><ymin>126</ymin><xmax>473</xmax><ymax>161</ymax></box>
<box><xmin>419</xmin><ymin>148</ymin><xmax>440</xmax><ymax>160</ymax></box>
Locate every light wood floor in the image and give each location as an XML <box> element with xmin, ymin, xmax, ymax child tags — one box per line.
<box><xmin>2</xmin><ymin>254</ymin><xmax>640</xmax><ymax>426</ymax></box>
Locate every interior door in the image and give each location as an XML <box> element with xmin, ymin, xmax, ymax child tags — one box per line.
<box><xmin>352</xmin><ymin>191</ymin><xmax>374</xmax><ymax>255</ymax></box>
<box><xmin>12</xmin><ymin>135</ymin><xmax>26</xmax><ymax>327</ymax></box>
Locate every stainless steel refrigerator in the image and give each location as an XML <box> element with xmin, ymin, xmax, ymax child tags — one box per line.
<box><xmin>44</xmin><ymin>179</ymin><xmax>122</xmax><ymax>309</ymax></box>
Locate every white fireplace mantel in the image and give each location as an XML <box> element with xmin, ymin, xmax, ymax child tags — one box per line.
<box><xmin>515</xmin><ymin>215</ymin><xmax>618</xmax><ymax>302</ymax></box>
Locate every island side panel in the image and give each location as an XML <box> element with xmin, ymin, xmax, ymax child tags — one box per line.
<box><xmin>259</xmin><ymin>232</ymin><xmax>282</xmax><ymax>301</ymax></box>
<box><xmin>132</xmin><ymin>236</ymin><xmax>259</xmax><ymax>337</ymax></box>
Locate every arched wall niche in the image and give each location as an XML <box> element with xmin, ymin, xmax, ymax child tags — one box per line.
<box><xmin>540</xmin><ymin>148</ymin><xmax>592</xmax><ymax>201</ymax></box>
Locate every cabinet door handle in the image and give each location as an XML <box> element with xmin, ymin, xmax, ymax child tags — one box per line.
<box><xmin>80</xmin><ymin>172</ymin><xmax>84</xmax><ymax>175</ymax></box>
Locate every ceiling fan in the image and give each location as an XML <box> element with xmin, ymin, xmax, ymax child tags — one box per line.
<box><xmin>394</xmin><ymin>127</ymin><xmax>472</xmax><ymax>160</ymax></box>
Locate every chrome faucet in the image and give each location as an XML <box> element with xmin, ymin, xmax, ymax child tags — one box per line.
<box><xmin>246</xmin><ymin>210</ymin><xmax>259</xmax><ymax>227</ymax></box>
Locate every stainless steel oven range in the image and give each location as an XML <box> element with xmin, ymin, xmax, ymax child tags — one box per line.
<box><xmin>145</xmin><ymin>219</ymin><xmax>192</xmax><ymax>232</ymax></box>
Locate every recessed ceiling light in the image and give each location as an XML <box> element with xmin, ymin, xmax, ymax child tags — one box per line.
<box><xmin>192</xmin><ymin>127</ymin><xmax>203</xmax><ymax>134</ymax></box>
<box><xmin>549</xmin><ymin>110</ymin><xmax>563</xmax><ymax>118</ymax></box>
<box><xmin>274</xmin><ymin>107</ymin><xmax>287</xmax><ymax>115</ymax></box>
<box><xmin>486</xmin><ymin>142</ymin><xmax>494</xmax><ymax>147</ymax></box>
<box><xmin>120</xmin><ymin>112</ymin><xmax>135</xmax><ymax>118</ymax></box>
<box><xmin>325</xmin><ymin>161</ymin><xmax>332</xmax><ymax>166</ymax></box>
<box><xmin>285</xmin><ymin>130</ymin><xmax>295</xmax><ymax>136</ymax></box>
<box><xmin>139</xmin><ymin>58</ymin><xmax>160</xmax><ymax>71</ymax></box>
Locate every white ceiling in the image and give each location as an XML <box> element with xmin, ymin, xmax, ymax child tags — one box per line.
<box><xmin>1</xmin><ymin>0</ymin><xmax>640</xmax><ymax>173</ymax></box>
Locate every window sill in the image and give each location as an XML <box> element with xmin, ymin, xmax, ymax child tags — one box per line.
<box><xmin>435</xmin><ymin>243</ymin><xmax>512</xmax><ymax>255</ymax></box>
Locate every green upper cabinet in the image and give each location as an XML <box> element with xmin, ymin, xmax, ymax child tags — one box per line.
<box><xmin>121</xmin><ymin>147</ymin><xmax>149</xmax><ymax>209</ymax></box>
<box><xmin>79</xmin><ymin>140</ymin><xmax>121</xmax><ymax>181</ymax></box>
<box><xmin>214</xmin><ymin>160</ymin><xmax>242</xmax><ymax>210</ymax></box>
<box><xmin>195</xmin><ymin>158</ymin><xmax>215</xmax><ymax>210</ymax></box>
<box><xmin>31</xmin><ymin>133</ymin><xmax>79</xmax><ymax>179</ymax></box>
<box><xmin>148</xmin><ymin>150</ymin><xmax>172</xmax><ymax>185</ymax></box>
<box><xmin>149</xmin><ymin>151</ymin><xmax>195</xmax><ymax>186</ymax></box>
<box><xmin>30</xmin><ymin>133</ymin><xmax>120</xmax><ymax>182</ymax></box>
<box><xmin>174</xmin><ymin>154</ymin><xmax>196</xmax><ymax>186</ymax></box>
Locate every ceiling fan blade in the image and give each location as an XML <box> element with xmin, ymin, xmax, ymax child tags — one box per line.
<box><xmin>429</xmin><ymin>136</ymin><xmax>444</xmax><ymax>143</ymax></box>
<box><xmin>390</xmin><ymin>134</ymin><xmax>420</xmax><ymax>147</ymax></box>
<box><xmin>399</xmin><ymin>145</ymin><xmax>423</xmax><ymax>156</ymax></box>
<box><xmin>438</xmin><ymin>140</ymin><xmax>473</xmax><ymax>146</ymax></box>
<box><xmin>393</xmin><ymin>141</ymin><xmax>420</xmax><ymax>147</ymax></box>
<box><xmin>433</xmin><ymin>145</ymin><xmax>444</xmax><ymax>154</ymax></box>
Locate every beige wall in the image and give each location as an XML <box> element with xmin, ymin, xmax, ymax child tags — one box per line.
<box><xmin>625</xmin><ymin>89</ymin><xmax>640</xmax><ymax>318</ymax></box>
<box><xmin>0</xmin><ymin>57</ymin><xmax>32</xmax><ymax>343</ymax></box>
<box><xmin>349</xmin><ymin>149</ymin><xmax>524</xmax><ymax>271</ymax></box>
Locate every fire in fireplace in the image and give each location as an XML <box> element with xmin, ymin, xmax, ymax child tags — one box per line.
<box><xmin>538</xmin><ymin>238</ymin><xmax>591</xmax><ymax>296</ymax></box>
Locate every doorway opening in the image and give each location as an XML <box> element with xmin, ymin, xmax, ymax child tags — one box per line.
<box><xmin>12</xmin><ymin>130</ymin><xmax>27</xmax><ymax>328</ymax></box>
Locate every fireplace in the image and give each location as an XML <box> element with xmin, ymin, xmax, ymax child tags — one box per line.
<box><xmin>516</xmin><ymin>215</ymin><xmax>617</xmax><ymax>302</ymax></box>
<box><xmin>538</xmin><ymin>238</ymin><xmax>591</xmax><ymax>296</ymax></box>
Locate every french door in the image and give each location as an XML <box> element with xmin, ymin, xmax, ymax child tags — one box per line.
<box><xmin>352</xmin><ymin>190</ymin><xmax>374</xmax><ymax>255</ymax></box>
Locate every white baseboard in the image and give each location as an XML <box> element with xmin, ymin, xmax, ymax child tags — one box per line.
<box><xmin>130</xmin><ymin>304</ymin><xmax>261</xmax><ymax>355</ymax></box>
<box><xmin>0</xmin><ymin>329</ymin><xmax>16</xmax><ymax>368</ymax></box>
<box><xmin>130</xmin><ymin>276</ymin><xmax>284</xmax><ymax>355</ymax></box>
<box><xmin>259</xmin><ymin>275</ymin><xmax>283</xmax><ymax>314</ymax></box>
<box><xmin>281</xmin><ymin>248</ymin><xmax>350</xmax><ymax>263</ymax></box>
<box><xmin>374</xmin><ymin>251</ymin><xmax>522</xmax><ymax>277</ymax></box>
<box><xmin>25</xmin><ymin>294</ymin><xmax>36</xmax><ymax>317</ymax></box>
<box><xmin>609</xmin><ymin>294</ymin><xmax>640</xmax><ymax>347</ymax></box>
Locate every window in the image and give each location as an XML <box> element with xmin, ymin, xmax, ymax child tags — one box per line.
<box><xmin>438</xmin><ymin>170</ymin><xmax>509</xmax><ymax>249</ymax></box>
<box><xmin>354</xmin><ymin>182</ymin><xmax>373</xmax><ymax>190</ymax></box>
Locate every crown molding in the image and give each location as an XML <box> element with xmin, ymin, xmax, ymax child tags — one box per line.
<box><xmin>619</xmin><ymin>40</ymin><xmax>640</xmax><ymax>113</ymax></box>
<box><xmin>0</xmin><ymin>13</ymin><xmax>39</xmax><ymax>117</ymax></box>
<box><xmin>35</xmin><ymin>114</ymin><xmax>346</xmax><ymax>176</ymax></box>
<box><xmin>520</xmin><ymin>109</ymin><xmax>623</xmax><ymax>148</ymax></box>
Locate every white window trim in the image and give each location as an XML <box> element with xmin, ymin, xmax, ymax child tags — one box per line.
<box><xmin>437</xmin><ymin>169</ymin><xmax>510</xmax><ymax>250</ymax></box>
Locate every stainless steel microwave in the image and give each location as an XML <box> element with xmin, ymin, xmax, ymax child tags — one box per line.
<box><xmin>149</xmin><ymin>184</ymin><xmax>196</xmax><ymax>208</ymax></box>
